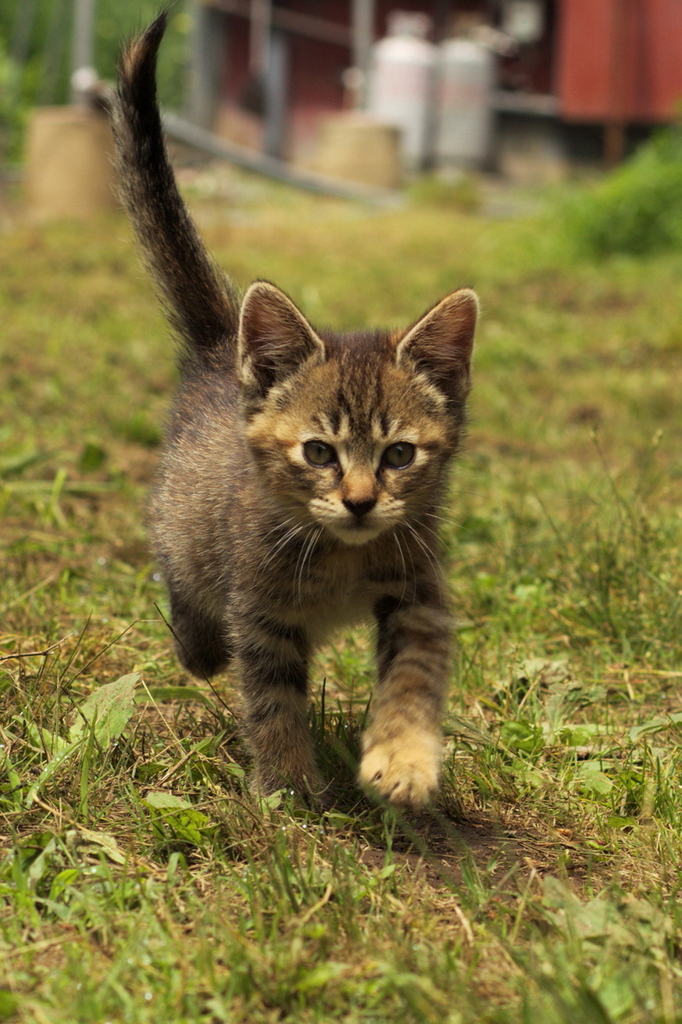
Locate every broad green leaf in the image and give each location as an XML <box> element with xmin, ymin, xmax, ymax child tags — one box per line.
<box><xmin>142</xmin><ymin>791</ymin><xmax>212</xmax><ymax>845</ymax></box>
<box><xmin>144</xmin><ymin>791</ymin><xmax>194</xmax><ymax>811</ymax></box>
<box><xmin>629</xmin><ymin>712</ymin><xmax>682</xmax><ymax>744</ymax></box>
<box><xmin>25</xmin><ymin>742</ymin><xmax>81</xmax><ymax>808</ymax></box>
<box><xmin>26</xmin><ymin>674</ymin><xmax>141</xmax><ymax>807</ymax></box>
<box><xmin>296</xmin><ymin>962</ymin><xmax>347</xmax><ymax>992</ymax></box>
<box><xmin>578</xmin><ymin>761</ymin><xmax>613</xmax><ymax>796</ymax></box>
<box><xmin>323</xmin><ymin>811</ymin><xmax>363</xmax><ymax>827</ymax></box>
<box><xmin>77</xmin><ymin>827</ymin><xmax>127</xmax><ymax>865</ymax></box>
<box><xmin>379</xmin><ymin>863</ymin><xmax>397</xmax><ymax>879</ymax></box>
<box><xmin>519</xmin><ymin>657</ymin><xmax>571</xmax><ymax>684</ymax></box>
<box><xmin>569</xmin><ymin>897</ymin><xmax>628</xmax><ymax>943</ymax></box>
<box><xmin>598</xmin><ymin>976</ymin><xmax>635</xmax><ymax>1020</ymax></box>
<box><xmin>79</xmin><ymin>442</ymin><xmax>106</xmax><ymax>471</ymax></box>
<box><xmin>26</xmin><ymin>722</ymin><xmax>71</xmax><ymax>757</ymax></box>
<box><xmin>49</xmin><ymin>868</ymin><xmax>80</xmax><ymax>901</ymax></box>
<box><xmin>542</xmin><ymin>877</ymin><xmax>653</xmax><ymax>953</ymax></box>
<box><xmin>559</xmin><ymin>723</ymin><xmax>610</xmax><ymax>746</ymax></box>
<box><xmin>606</xmin><ymin>815</ymin><xmax>638</xmax><ymax>829</ymax></box>
<box><xmin>500</xmin><ymin>719</ymin><xmax>543</xmax><ymax>753</ymax></box>
<box><xmin>26</xmin><ymin>835</ymin><xmax>58</xmax><ymax>887</ymax></box>
<box><xmin>513</xmin><ymin>583</ymin><xmax>542</xmax><ymax>603</ymax></box>
<box><xmin>512</xmin><ymin>759</ymin><xmax>544</xmax><ymax>788</ymax></box>
<box><xmin>260</xmin><ymin>789</ymin><xmax>285</xmax><ymax>810</ymax></box>
<box><xmin>68</xmin><ymin>672</ymin><xmax>140</xmax><ymax>744</ymax></box>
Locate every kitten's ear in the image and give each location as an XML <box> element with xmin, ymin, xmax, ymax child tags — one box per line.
<box><xmin>238</xmin><ymin>282</ymin><xmax>325</xmax><ymax>399</ymax></box>
<box><xmin>396</xmin><ymin>288</ymin><xmax>478</xmax><ymax>399</ymax></box>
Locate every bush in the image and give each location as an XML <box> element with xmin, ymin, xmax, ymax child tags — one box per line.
<box><xmin>562</xmin><ymin>128</ymin><xmax>682</xmax><ymax>258</ymax></box>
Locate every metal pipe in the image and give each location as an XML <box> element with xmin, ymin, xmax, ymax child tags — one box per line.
<box><xmin>71</xmin><ymin>0</ymin><xmax>95</xmax><ymax>102</ymax></box>
<box><xmin>351</xmin><ymin>0</ymin><xmax>375</xmax><ymax>107</ymax></box>
<box><xmin>213</xmin><ymin>0</ymin><xmax>351</xmax><ymax>47</ymax></box>
<box><xmin>161</xmin><ymin>109</ymin><xmax>402</xmax><ymax>206</ymax></box>
<box><xmin>263</xmin><ymin>28</ymin><xmax>288</xmax><ymax>159</ymax></box>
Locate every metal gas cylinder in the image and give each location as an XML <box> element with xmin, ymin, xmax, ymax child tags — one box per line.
<box><xmin>435</xmin><ymin>38</ymin><xmax>494</xmax><ymax>167</ymax></box>
<box><xmin>367</xmin><ymin>13</ymin><xmax>436</xmax><ymax>169</ymax></box>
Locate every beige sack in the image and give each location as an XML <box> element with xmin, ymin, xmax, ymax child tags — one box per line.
<box><xmin>25</xmin><ymin>106</ymin><xmax>118</xmax><ymax>221</ymax></box>
<box><xmin>308</xmin><ymin>113</ymin><xmax>402</xmax><ymax>190</ymax></box>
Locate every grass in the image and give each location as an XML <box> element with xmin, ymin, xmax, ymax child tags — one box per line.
<box><xmin>2</xmin><ymin>164</ymin><xmax>682</xmax><ymax>1022</ymax></box>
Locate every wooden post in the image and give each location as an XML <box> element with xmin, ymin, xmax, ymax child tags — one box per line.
<box><xmin>605</xmin><ymin>0</ymin><xmax>627</xmax><ymax>167</ymax></box>
<box><xmin>604</xmin><ymin>121</ymin><xmax>625</xmax><ymax>167</ymax></box>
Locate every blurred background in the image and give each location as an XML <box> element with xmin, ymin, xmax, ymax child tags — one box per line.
<box><xmin>3</xmin><ymin>0</ymin><xmax>682</xmax><ymax>214</ymax></box>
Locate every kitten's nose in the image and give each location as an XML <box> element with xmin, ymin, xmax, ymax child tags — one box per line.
<box><xmin>343</xmin><ymin>497</ymin><xmax>376</xmax><ymax>518</ymax></box>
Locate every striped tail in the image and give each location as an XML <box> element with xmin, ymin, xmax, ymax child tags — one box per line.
<box><xmin>111</xmin><ymin>11</ymin><xmax>239</xmax><ymax>361</ymax></box>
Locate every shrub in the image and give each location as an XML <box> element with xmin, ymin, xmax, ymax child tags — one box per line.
<box><xmin>562</xmin><ymin>127</ymin><xmax>682</xmax><ymax>257</ymax></box>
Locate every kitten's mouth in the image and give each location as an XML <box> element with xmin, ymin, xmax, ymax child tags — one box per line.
<box><xmin>326</xmin><ymin>518</ymin><xmax>384</xmax><ymax>546</ymax></box>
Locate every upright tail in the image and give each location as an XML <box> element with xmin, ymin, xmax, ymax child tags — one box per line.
<box><xmin>111</xmin><ymin>11</ymin><xmax>239</xmax><ymax>360</ymax></box>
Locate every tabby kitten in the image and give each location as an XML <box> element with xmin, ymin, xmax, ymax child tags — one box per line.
<box><xmin>112</xmin><ymin>13</ymin><xmax>478</xmax><ymax>809</ymax></box>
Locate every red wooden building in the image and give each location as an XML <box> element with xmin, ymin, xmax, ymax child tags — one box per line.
<box><xmin>191</xmin><ymin>0</ymin><xmax>682</xmax><ymax>167</ymax></box>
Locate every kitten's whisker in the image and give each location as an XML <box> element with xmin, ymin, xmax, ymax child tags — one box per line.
<box><xmin>451</xmin><ymin>488</ymin><xmax>507</xmax><ymax>510</ymax></box>
<box><xmin>259</xmin><ymin>516</ymin><xmax>298</xmax><ymax>543</ymax></box>
<box><xmin>292</xmin><ymin>526</ymin><xmax>311</xmax><ymax>605</ymax></box>
<box><xmin>267</xmin><ymin>523</ymin><xmax>304</xmax><ymax>558</ymax></box>
<box><xmin>404</xmin><ymin>523</ymin><xmax>445</xmax><ymax>604</ymax></box>
<box><xmin>257</xmin><ymin>521</ymin><xmax>306</xmax><ymax>576</ymax></box>
<box><xmin>416</xmin><ymin>516</ymin><xmax>446</xmax><ymax>539</ymax></box>
<box><xmin>401</xmin><ymin>528</ymin><xmax>418</xmax><ymax>609</ymax></box>
<box><xmin>392</xmin><ymin>531</ymin><xmax>409</xmax><ymax>606</ymax></box>
<box><xmin>409</xmin><ymin>520</ymin><xmax>446</xmax><ymax>552</ymax></box>
<box><xmin>419</xmin><ymin>509</ymin><xmax>463</xmax><ymax>534</ymax></box>
<box><xmin>406</xmin><ymin>522</ymin><xmax>438</xmax><ymax>568</ymax></box>
<box><xmin>295</xmin><ymin>526</ymin><xmax>322</xmax><ymax>606</ymax></box>
<box><xmin>420</xmin><ymin>505</ymin><xmax>501</xmax><ymax>554</ymax></box>
<box><xmin>420</xmin><ymin>510</ymin><xmax>451</xmax><ymax>526</ymax></box>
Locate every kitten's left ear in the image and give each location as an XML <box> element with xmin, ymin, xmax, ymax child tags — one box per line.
<box><xmin>238</xmin><ymin>281</ymin><xmax>326</xmax><ymax>401</ymax></box>
<box><xmin>396</xmin><ymin>288</ymin><xmax>478</xmax><ymax>400</ymax></box>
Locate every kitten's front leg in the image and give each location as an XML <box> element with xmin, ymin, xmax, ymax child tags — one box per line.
<box><xmin>236</xmin><ymin>612</ymin><xmax>323</xmax><ymax>801</ymax></box>
<box><xmin>359</xmin><ymin>591</ymin><xmax>451</xmax><ymax>808</ymax></box>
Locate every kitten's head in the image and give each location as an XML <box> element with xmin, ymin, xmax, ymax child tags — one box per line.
<box><xmin>237</xmin><ymin>282</ymin><xmax>477</xmax><ymax>546</ymax></box>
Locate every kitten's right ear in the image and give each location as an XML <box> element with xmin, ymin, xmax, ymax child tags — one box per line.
<box><xmin>396</xmin><ymin>288</ymin><xmax>478</xmax><ymax>402</ymax></box>
<box><xmin>238</xmin><ymin>282</ymin><xmax>326</xmax><ymax>401</ymax></box>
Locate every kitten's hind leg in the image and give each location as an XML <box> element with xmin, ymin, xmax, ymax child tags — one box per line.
<box><xmin>236</xmin><ymin>613</ymin><xmax>323</xmax><ymax>803</ymax></box>
<box><xmin>169</xmin><ymin>591</ymin><xmax>232</xmax><ymax>678</ymax></box>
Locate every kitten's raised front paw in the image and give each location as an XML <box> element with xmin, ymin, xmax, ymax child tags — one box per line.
<box><xmin>358</xmin><ymin>732</ymin><xmax>441</xmax><ymax>808</ymax></box>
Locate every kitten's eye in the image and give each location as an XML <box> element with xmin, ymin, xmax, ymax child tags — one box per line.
<box><xmin>303</xmin><ymin>440</ymin><xmax>337</xmax><ymax>467</ymax></box>
<box><xmin>382</xmin><ymin>442</ymin><xmax>415</xmax><ymax>468</ymax></box>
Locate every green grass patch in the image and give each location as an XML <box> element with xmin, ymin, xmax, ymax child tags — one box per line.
<box><xmin>2</xmin><ymin>169</ymin><xmax>682</xmax><ymax>1021</ymax></box>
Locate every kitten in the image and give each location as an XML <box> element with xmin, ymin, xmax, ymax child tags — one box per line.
<box><xmin>112</xmin><ymin>12</ymin><xmax>478</xmax><ymax>808</ymax></box>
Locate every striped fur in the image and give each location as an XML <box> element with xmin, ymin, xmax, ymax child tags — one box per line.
<box><xmin>112</xmin><ymin>13</ymin><xmax>478</xmax><ymax>808</ymax></box>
